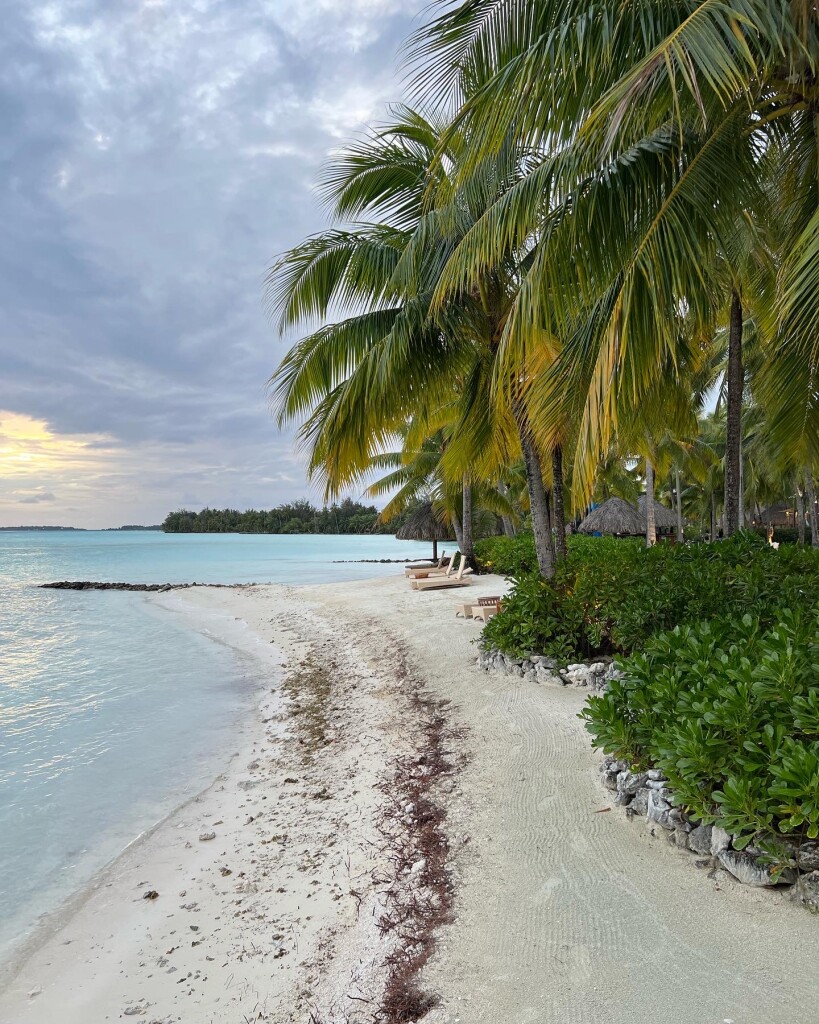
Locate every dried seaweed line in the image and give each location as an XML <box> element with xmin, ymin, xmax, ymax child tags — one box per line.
<box><xmin>374</xmin><ymin>648</ymin><xmax>466</xmax><ymax>1023</ymax></box>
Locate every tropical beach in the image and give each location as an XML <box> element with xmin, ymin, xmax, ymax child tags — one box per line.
<box><xmin>3</xmin><ymin>0</ymin><xmax>819</xmax><ymax>1022</ymax></box>
<box><xmin>2</xmin><ymin>574</ymin><xmax>818</xmax><ymax>1024</ymax></box>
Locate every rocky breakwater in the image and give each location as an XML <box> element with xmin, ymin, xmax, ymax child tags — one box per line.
<box><xmin>41</xmin><ymin>581</ymin><xmax>248</xmax><ymax>591</ymax></box>
<box><xmin>476</xmin><ymin>648</ymin><xmax>619</xmax><ymax>691</ymax></box>
<box><xmin>601</xmin><ymin>755</ymin><xmax>819</xmax><ymax>909</ymax></box>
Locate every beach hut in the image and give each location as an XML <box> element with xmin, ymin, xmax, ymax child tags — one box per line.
<box><xmin>395</xmin><ymin>502</ymin><xmax>452</xmax><ymax>561</ymax></box>
<box><xmin>637</xmin><ymin>495</ymin><xmax>678</xmax><ymax>537</ymax></box>
<box><xmin>578</xmin><ymin>497</ymin><xmax>645</xmax><ymax>537</ymax></box>
<box><xmin>754</xmin><ymin>501</ymin><xmax>796</xmax><ymax>528</ymax></box>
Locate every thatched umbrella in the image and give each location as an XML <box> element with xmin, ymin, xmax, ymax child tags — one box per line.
<box><xmin>578</xmin><ymin>496</ymin><xmax>645</xmax><ymax>537</ymax></box>
<box><xmin>637</xmin><ymin>495</ymin><xmax>678</xmax><ymax>533</ymax></box>
<box><xmin>395</xmin><ymin>502</ymin><xmax>452</xmax><ymax>561</ymax></box>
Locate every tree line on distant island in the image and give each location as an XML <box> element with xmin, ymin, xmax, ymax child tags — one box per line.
<box><xmin>161</xmin><ymin>499</ymin><xmax>410</xmax><ymax>535</ymax></box>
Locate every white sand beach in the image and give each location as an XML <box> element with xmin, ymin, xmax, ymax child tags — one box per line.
<box><xmin>2</xmin><ymin>573</ymin><xmax>818</xmax><ymax>1024</ymax></box>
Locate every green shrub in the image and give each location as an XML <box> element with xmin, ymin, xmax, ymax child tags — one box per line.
<box><xmin>479</xmin><ymin>574</ymin><xmax>584</xmax><ymax>662</ymax></box>
<box><xmin>474</xmin><ymin>533</ymin><xmax>537</xmax><ymax>576</ymax></box>
<box><xmin>482</xmin><ymin>532</ymin><xmax>819</xmax><ymax>661</ymax></box>
<box><xmin>580</xmin><ymin>611</ymin><xmax>819</xmax><ymax>847</ymax></box>
<box><xmin>752</xmin><ymin>526</ymin><xmax>802</xmax><ymax>545</ymax></box>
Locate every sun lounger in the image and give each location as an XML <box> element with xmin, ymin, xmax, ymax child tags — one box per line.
<box><xmin>456</xmin><ymin>596</ymin><xmax>501</xmax><ymax>618</ymax></box>
<box><xmin>406</xmin><ymin>552</ymin><xmax>459</xmax><ymax>580</ymax></box>
<box><xmin>405</xmin><ymin>551</ymin><xmax>448</xmax><ymax>578</ymax></box>
<box><xmin>411</xmin><ymin>555</ymin><xmax>473</xmax><ymax>590</ymax></box>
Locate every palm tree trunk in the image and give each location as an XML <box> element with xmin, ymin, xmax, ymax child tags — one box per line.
<box><xmin>724</xmin><ymin>290</ymin><xmax>743</xmax><ymax>536</ymax></box>
<box><xmin>451</xmin><ymin>509</ymin><xmax>464</xmax><ymax>552</ymax></box>
<box><xmin>517</xmin><ymin>417</ymin><xmax>555</xmax><ymax>579</ymax></box>
<box><xmin>710</xmin><ymin>490</ymin><xmax>717</xmax><ymax>542</ymax></box>
<box><xmin>497</xmin><ymin>481</ymin><xmax>516</xmax><ymax>537</ymax></box>
<box><xmin>805</xmin><ymin>468</ymin><xmax>819</xmax><ymax>549</ymax></box>
<box><xmin>551</xmin><ymin>445</ymin><xmax>567</xmax><ymax>562</ymax></box>
<box><xmin>738</xmin><ymin>431</ymin><xmax>745</xmax><ymax>530</ymax></box>
<box><xmin>461</xmin><ymin>476</ymin><xmax>474</xmax><ymax>566</ymax></box>
<box><xmin>674</xmin><ymin>466</ymin><xmax>684</xmax><ymax>541</ymax></box>
<box><xmin>645</xmin><ymin>458</ymin><xmax>656</xmax><ymax>548</ymax></box>
<box><xmin>796</xmin><ymin>478</ymin><xmax>806</xmax><ymax>546</ymax></box>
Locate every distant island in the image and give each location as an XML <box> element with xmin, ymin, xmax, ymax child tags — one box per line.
<box><xmin>161</xmin><ymin>499</ymin><xmax>405</xmax><ymax>535</ymax></box>
<box><xmin>1</xmin><ymin>524</ymin><xmax>162</xmax><ymax>532</ymax></box>
<box><xmin>0</xmin><ymin>525</ymin><xmax>85</xmax><ymax>531</ymax></box>
<box><xmin>106</xmin><ymin>525</ymin><xmax>163</xmax><ymax>531</ymax></box>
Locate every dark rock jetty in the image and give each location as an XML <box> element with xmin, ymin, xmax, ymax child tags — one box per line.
<box><xmin>40</xmin><ymin>581</ymin><xmax>253</xmax><ymax>591</ymax></box>
<box><xmin>331</xmin><ymin>558</ymin><xmax>430</xmax><ymax>564</ymax></box>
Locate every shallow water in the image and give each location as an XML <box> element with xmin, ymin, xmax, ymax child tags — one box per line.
<box><xmin>0</xmin><ymin>530</ymin><xmax>435</xmax><ymax>959</ymax></box>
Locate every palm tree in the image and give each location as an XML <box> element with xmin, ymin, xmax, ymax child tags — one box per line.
<box><xmin>367</xmin><ymin>426</ymin><xmax>513</xmax><ymax>549</ymax></box>
<box><xmin>268</xmin><ymin>105</ymin><xmax>567</xmax><ymax>577</ymax></box>
<box><xmin>409</xmin><ymin>1</ymin><xmax>819</xmax><ymax>508</ymax></box>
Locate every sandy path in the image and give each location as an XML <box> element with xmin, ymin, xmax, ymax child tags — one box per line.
<box><xmin>298</xmin><ymin>573</ymin><xmax>819</xmax><ymax>1024</ymax></box>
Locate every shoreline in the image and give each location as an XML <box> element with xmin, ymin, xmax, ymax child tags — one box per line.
<box><xmin>0</xmin><ymin>589</ymin><xmax>281</xmax><ymax>1008</ymax></box>
<box><xmin>0</xmin><ymin>580</ymin><xmax>455</xmax><ymax>1023</ymax></box>
<box><xmin>3</xmin><ymin>573</ymin><xmax>819</xmax><ymax>1023</ymax></box>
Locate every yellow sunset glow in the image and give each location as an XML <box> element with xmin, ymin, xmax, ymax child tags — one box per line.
<box><xmin>0</xmin><ymin>411</ymin><xmax>118</xmax><ymax>478</ymax></box>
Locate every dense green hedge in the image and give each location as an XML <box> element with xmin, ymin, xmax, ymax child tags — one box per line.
<box><xmin>474</xmin><ymin>533</ymin><xmax>539</xmax><ymax>575</ymax></box>
<box><xmin>481</xmin><ymin>533</ymin><xmax>819</xmax><ymax>855</ymax></box>
<box><xmin>481</xmin><ymin>532</ymin><xmax>819</xmax><ymax>660</ymax></box>
<box><xmin>581</xmin><ymin>611</ymin><xmax>819</xmax><ymax>848</ymax></box>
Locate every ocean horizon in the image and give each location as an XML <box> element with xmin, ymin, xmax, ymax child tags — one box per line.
<box><xmin>0</xmin><ymin>530</ymin><xmax>436</xmax><ymax>963</ymax></box>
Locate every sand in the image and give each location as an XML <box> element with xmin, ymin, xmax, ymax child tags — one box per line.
<box><xmin>1</xmin><ymin>573</ymin><xmax>818</xmax><ymax>1023</ymax></box>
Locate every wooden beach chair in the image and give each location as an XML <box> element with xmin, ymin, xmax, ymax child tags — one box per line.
<box><xmin>404</xmin><ymin>551</ymin><xmax>447</xmax><ymax>577</ymax></box>
<box><xmin>455</xmin><ymin>596</ymin><xmax>501</xmax><ymax>618</ymax></box>
<box><xmin>411</xmin><ymin>554</ymin><xmax>473</xmax><ymax>590</ymax></box>
<box><xmin>408</xmin><ymin>552</ymin><xmax>461</xmax><ymax>584</ymax></box>
<box><xmin>405</xmin><ymin>552</ymin><xmax>458</xmax><ymax>580</ymax></box>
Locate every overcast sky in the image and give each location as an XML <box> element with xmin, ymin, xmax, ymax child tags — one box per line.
<box><xmin>0</xmin><ymin>0</ymin><xmax>424</xmax><ymax>527</ymax></box>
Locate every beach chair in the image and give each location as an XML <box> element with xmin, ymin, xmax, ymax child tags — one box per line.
<box><xmin>404</xmin><ymin>551</ymin><xmax>447</xmax><ymax>577</ymax></box>
<box><xmin>411</xmin><ymin>554</ymin><xmax>473</xmax><ymax>590</ymax></box>
<box><xmin>408</xmin><ymin>552</ymin><xmax>460</xmax><ymax>584</ymax></box>
<box><xmin>405</xmin><ymin>552</ymin><xmax>458</xmax><ymax>580</ymax></box>
<box><xmin>455</xmin><ymin>596</ymin><xmax>501</xmax><ymax>618</ymax></box>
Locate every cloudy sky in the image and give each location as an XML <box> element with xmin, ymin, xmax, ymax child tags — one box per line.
<box><xmin>0</xmin><ymin>0</ymin><xmax>425</xmax><ymax>527</ymax></box>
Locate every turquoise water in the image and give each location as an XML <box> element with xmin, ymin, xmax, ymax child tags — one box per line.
<box><xmin>0</xmin><ymin>529</ymin><xmax>438</xmax><ymax>586</ymax></box>
<box><xmin>0</xmin><ymin>530</ymin><xmax>435</xmax><ymax>960</ymax></box>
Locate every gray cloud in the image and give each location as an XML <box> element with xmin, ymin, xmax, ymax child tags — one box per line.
<box><xmin>17</xmin><ymin>492</ymin><xmax>57</xmax><ymax>504</ymax></box>
<box><xmin>0</xmin><ymin>0</ymin><xmax>419</xmax><ymax>525</ymax></box>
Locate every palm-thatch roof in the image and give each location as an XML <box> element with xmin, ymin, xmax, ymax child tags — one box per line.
<box><xmin>578</xmin><ymin>497</ymin><xmax>645</xmax><ymax>536</ymax></box>
<box><xmin>395</xmin><ymin>502</ymin><xmax>452</xmax><ymax>559</ymax></box>
<box><xmin>637</xmin><ymin>495</ymin><xmax>678</xmax><ymax>531</ymax></box>
<box><xmin>395</xmin><ymin>502</ymin><xmax>450</xmax><ymax>541</ymax></box>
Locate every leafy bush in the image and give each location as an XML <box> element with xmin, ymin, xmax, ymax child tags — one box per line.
<box><xmin>580</xmin><ymin>611</ymin><xmax>819</xmax><ymax>847</ymax></box>
<box><xmin>752</xmin><ymin>526</ymin><xmax>802</xmax><ymax>545</ymax></box>
<box><xmin>474</xmin><ymin>533</ymin><xmax>537</xmax><ymax>576</ymax></box>
<box><xmin>478</xmin><ymin>574</ymin><xmax>584</xmax><ymax>662</ymax></box>
<box><xmin>482</xmin><ymin>532</ymin><xmax>819</xmax><ymax>661</ymax></box>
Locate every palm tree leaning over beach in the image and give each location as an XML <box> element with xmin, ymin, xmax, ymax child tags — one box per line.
<box><xmin>267</xmin><ymin>105</ymin><xmax>569</xmax><ymax>577</ymax></box>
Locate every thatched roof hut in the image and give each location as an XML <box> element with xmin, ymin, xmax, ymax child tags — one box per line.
<box><xmin>395</xmin><ymin>502</ymin><xmax>452</xmax><ymax>560</ymax></box>
<box><xmin>637</xmin><ymin>495</ymin><xmax>678</xmax><ymax>533</ymax></box>
<box><xmin>578</xmin><ymin>497</ymin><xmax>645</xmax><ymax>537</ymax></box>
<box><xmin>754</xmin><ymin>501</ymin><xmax>796</xmax><ymax>528</ymax></box>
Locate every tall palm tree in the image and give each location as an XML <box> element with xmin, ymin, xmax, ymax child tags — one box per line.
<box><xmin>409</xmin><ymin>1</ymin><xmax>819</xmax><ymax>508</ymax></box>
<box><xmin>268</xmin><ymin>106</ymin><xmax>566</xmax><ymax>577</ymax></box>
